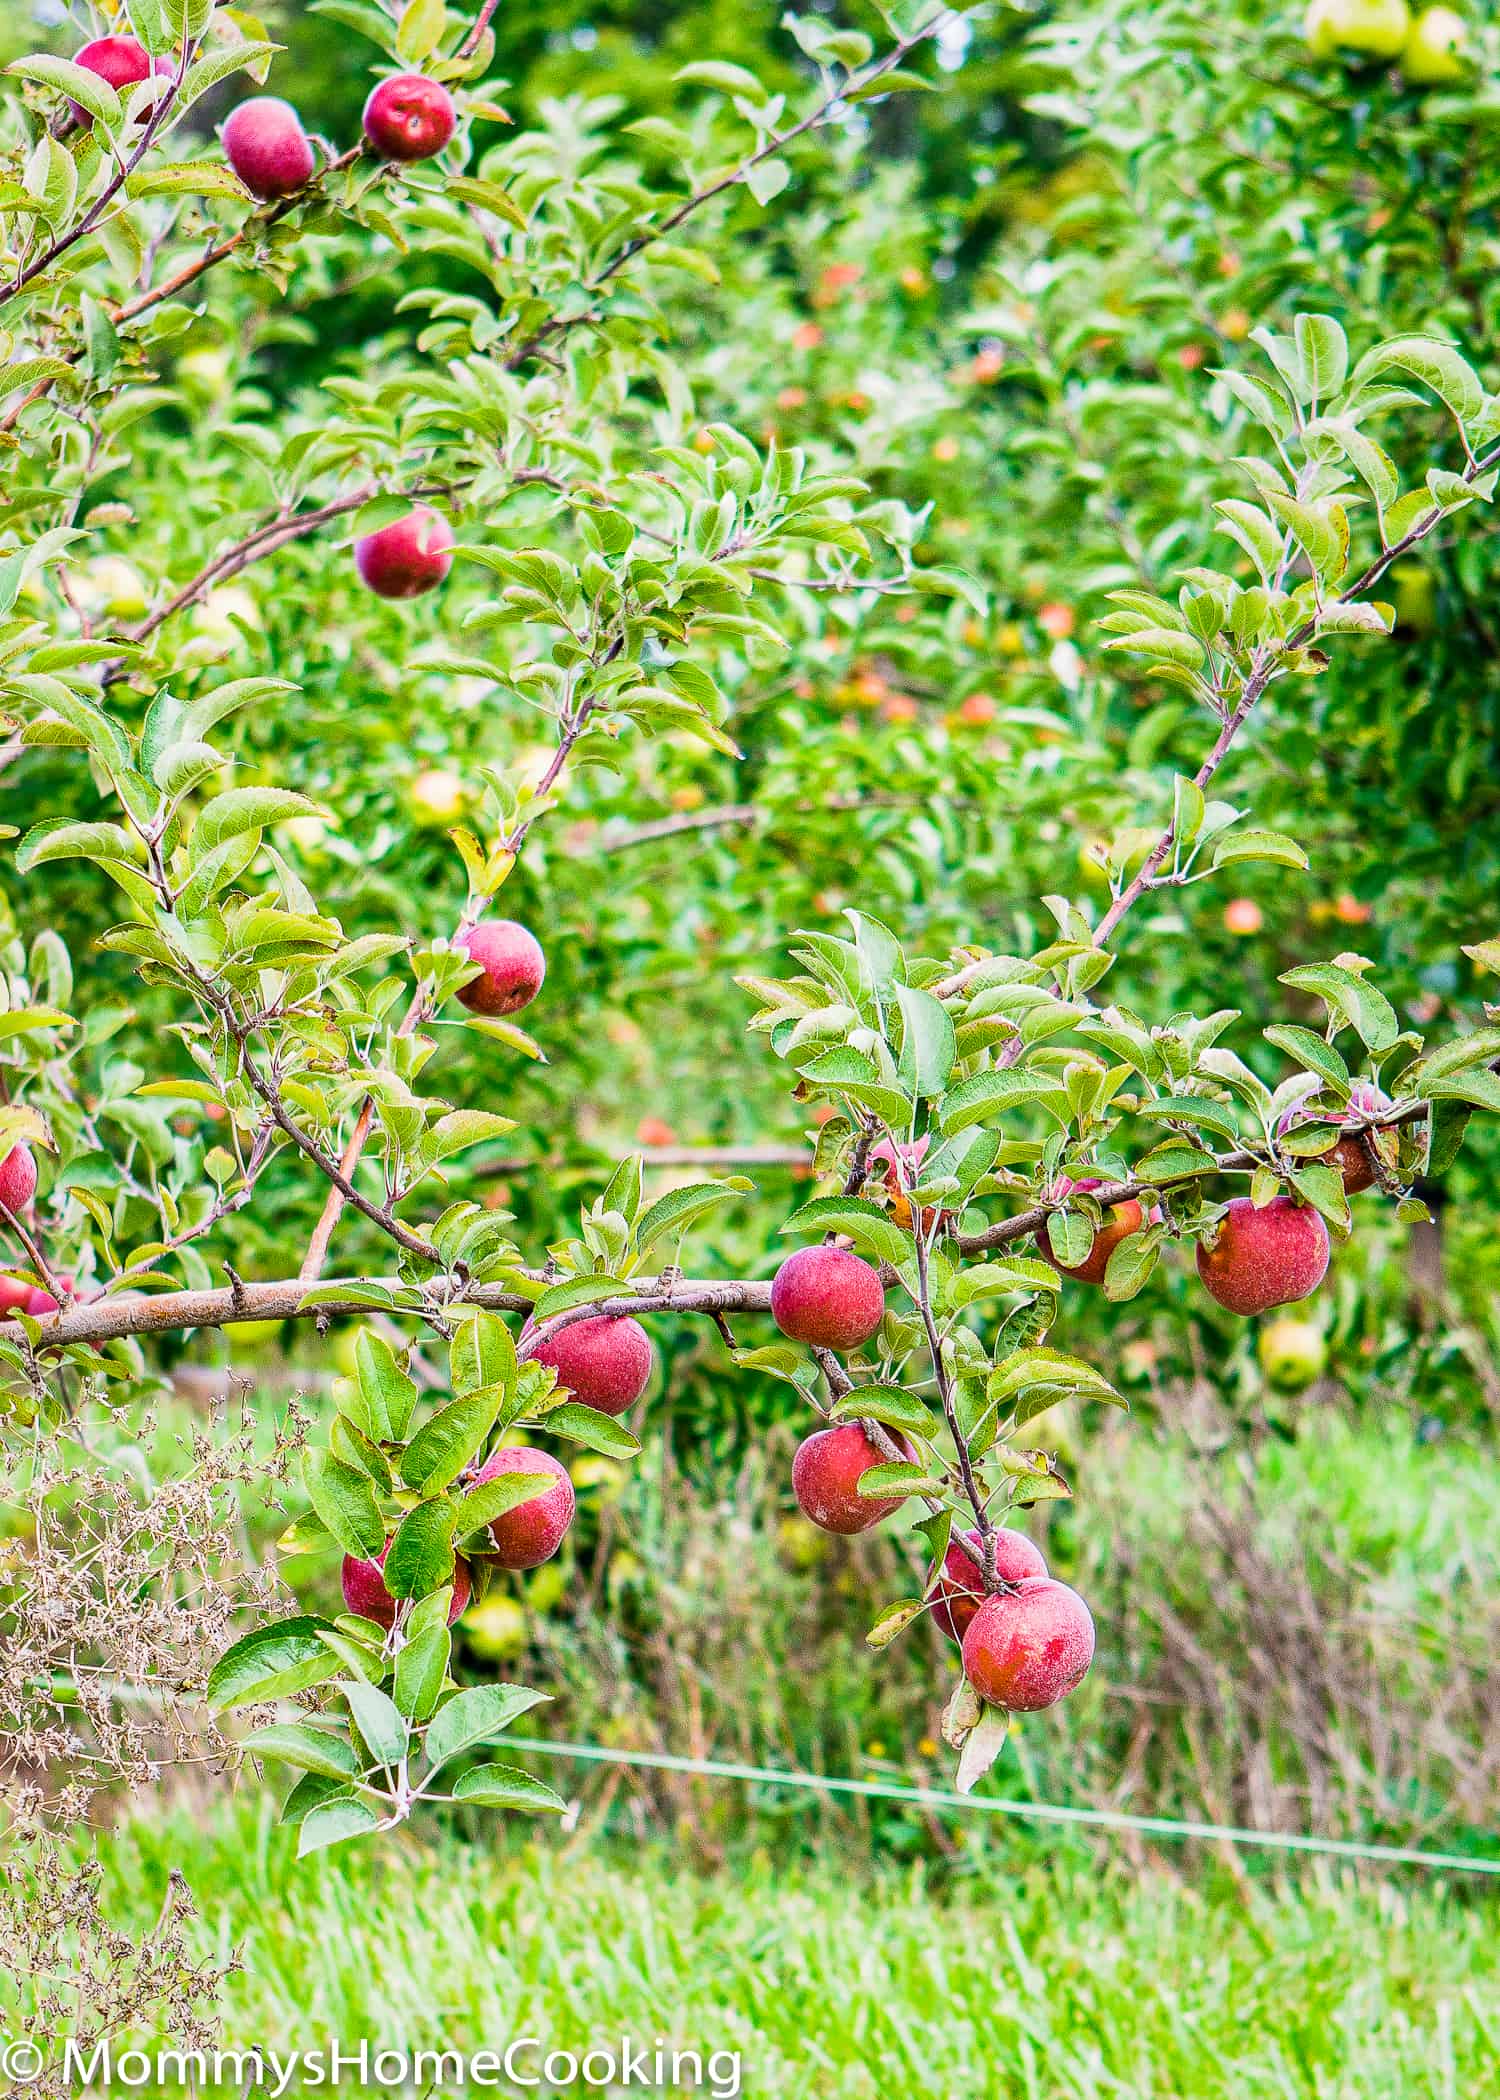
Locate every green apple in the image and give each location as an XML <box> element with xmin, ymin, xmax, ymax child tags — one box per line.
<box><xmin>193</xmin><ymin>585</ymin><xmax>260</xmax><ymax>641</ymax></box>
<box><xmin>329</xmin><ymin>1325</ymin><xmax>362</xmax><ymax>1379</ymax></box>
<box><xmin>777</xmin><ymin>1512</ymin><xmax>830</xmax><ymax>1569</ymax></box>
<box><xmin>1307</xmin><ymin>0</ymin><xmax>1412</xmax><ymax>57</ymax></box>
<box><xmin>568</xmin><ymin>1454</ymin><xmax>626</xmax><ymax>1503</ymax></box>
<box><xmin>1402</xmin><ymin>6</ymin><xmax>1468</xmax><ymax>81</ymax></box>
<box><xmin>408</xmin><ymin>767</ymin><xmax>466</xmax><ymax>828</ymax></box>
<box><xmin>80</xmin><ymin>555</ymin><xmax>148</xmax><ymax>620</ymax></box>
<box><xmin>1258</xmin><ymin>1318</ymin><xmax>1328</xmax><ymax>1392</ymax></box>
<box><xmin>222</xmin><ymin>1317</ymin><xmax>283</xmax><ymax>1359</ymax></box>
<box><xmin>178</xmin><ymin>346</ymin><xmax>233</xmax><ymax>399</ymax></box>
<box><xmin>461</xmin><ymin>1592</ymin><xmax>528</xmax><ymax>1662</ymax></box>
<box><xmin>1392</xmin><ymin>561</ymin><xmax>1437</xmax><ymax>635</ymax></box>
<box><xmin>524</xmin><ymin>1561</ymin><xmax>567</xmax><ymax>1613</ymax></box>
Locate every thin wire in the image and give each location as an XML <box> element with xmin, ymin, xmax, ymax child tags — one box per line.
<box><xmin>505</xmin><ymin>1736</ymin><xmax>1500</xmax><ymax>1878</ymax></box>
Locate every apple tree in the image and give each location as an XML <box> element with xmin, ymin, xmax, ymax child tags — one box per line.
<box><xmin>0</xmin><ymin>0</ymin><xmax>1498</xmax><ymax>1892</ymax></box>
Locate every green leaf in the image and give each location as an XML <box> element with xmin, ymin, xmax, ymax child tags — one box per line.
<box><xmin>1294</xmin><ymin>313</ymin><xmax>1348</xmax><ymax>402</ymax></box>
<box><xmin>341</xmin><ymin>1680</ymin><xmax>408</xmax><ymax>1768</ymax></box>
<box><xmin>1132</xmin><ymin>1140</ymin><xmax>1221</xmax><ymax>1184</ymax></box>
<box><xmin>634</xmin><ymin>1177</ymin><xmax>750</xmax><ymax>1257</ymax></box>
<box><xmin>206</xmin><ymin>1617</ymin><xmax>341</xmax><ymax>1710</ymax></box>
<box><xmin>242</xmin><ymin>1723</ymin><xmax>361</xmax><ymax>1782</ymax></box>
<box><xmin>1424</xmin><ymin>1070</ymin><xmax>1500</xmax><ymax>1114</ymax></box>
<box><xmin>778</xmin><ymin>1196</ymin><xmax>909</xmax><ymax>1267</ymax></box>
<box><xmin>1350</xmin><ymin>335</ymin><xmax>1484</xmax><ymax>428</ymax></box>
<box><xmin>893</xmin><ymin>985</ymin><xmax>957</xmax><ymax>1099</ymax></box>
<box><xmin>828</xmin><ymin>1384</ymin><xmax>940</xmax><ymax>1439</ymax></box>
<box><xmin>425</xmin><ymin>1683</ymin><xmax>552</xmax><ymax>1775</ymax></box>
<box><xmin>448</xmin><ymin>1309</ymin><xmax>517</xmax><ymax>1396</ymax></box>
<box><xmin>947</xmin><ymin>1258</ymin><xmax>1060</xmax><ymax>1306</ymax></box>
<box><xmin>1279</xmin><ymin>964</ymin><xmax>1399</xmax><ymax>1053</ymax></box>
<box><xmin>1263</xmin><ymin>1027</ymin><xmax>1351</xmax><ymax>1095</ymax></box>
<box><xmin>1212</xmin><ymin>829</ymin><xmax>1310</xmax><ymax>873</ymax></box>
<box><xmin>8</xmin><ymin>55</ymin><xmax>123</xmax><ymax>126</ymax></box>
<box><xmin>866</xmin><ymin>1598</ymin><xmax>924</xmax><ymax>1650</ymax></box>
<box><xmin>539</xmin><ymin>1403</ymin><xmax>642</xmax><ymax>1457</ymax></box>
<box><xmin>938</xmin><ymin>1071</ymin><xmax>1066</xmax><ymax>1136</ymax></box>
<box><xmin>194</xmin><ymin>788</ymin><xmax>323</xmax><ymax>851</ymax></box>
<box><xmin>383</xmin><ymin>1500</ymin><xmax>458</xmax><ymax>1599</ymax></box>
<box><xmin>297</xmin><ymin>1797</ymin><xmax>380</xmax><ymax>1857</ymax></box>
<box><xmin>531</xmin><ymin>1275</ymin><xmax>623</xmax><ymax>1321</ymax></box>
<box><xmin>1102</xmin><ymin>1229</ymin><xmax>1161</xmax><ymax>1302</ymax></box>
<box><xmin>450</xmin><ymin>1762</ymin><xmax>568</xmax><ymax>1813</ymax></box>
<box><xmin>1046</xmin><ymin>1210</ymin><xmax>1093</xmax><ymax>1268</ymax></box>
<box><xmin>348</xmin><ymin>1330</ymin><xmax>414</xmax><ymax>1444</ymax></box>
<box><xmin>854</xmin><ymin>1461</ymin><xmax>934</xmax><ymax>1499</ymax></box>
<box><xmin>393</xmin><ymin>1623</ymin><xmax>450</xmax><ymax>1722</ymax></box>
<box><xmin>454</xmin><ymin>1469</ymin><xmax>555</xmax><ymax>1538</ymax></box>
<box><xmin>401</xmin><ymin>1388</ymin><xmax>505</xmax><ymax>1496</ymax></box>
<box><xmin>302</xmin><ymin>1449</ymin><xmax>385</xmax><ymax>1560</ymax></box>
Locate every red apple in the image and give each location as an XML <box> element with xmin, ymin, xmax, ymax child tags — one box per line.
<box><xmin>1275</xmin><ymin>1079</ymin><xmax>1388</xmax><ymax>1196</ymax></box>
<box><xmin>1196</xmin><ymin>1194</ymin><xmax>1330</xmax><ymax>1316</ymax></box>
<box><xmin>362</xmin><ymin>73</ymin><xmax>456</xmax><ymax>162</ymax></box>
<box><xmin>771</xmin><ymin>1245</ymin><xmax>885</xmax><ymax>1352</ymax></box>
<box><xmin>1044</xmin><ymin>1174</ymin><xmax>1147</xmax><ymax>1287</ymax></box>
<box><xmin>791</xmin><ymin>1422</ymin><xmax>912</xmax><ymax>1535</ymax></box>
<box><xmin>961</xmin><ymin>1576</ymin><xmax>1096</xmax><ymax>1710</ymax></box>
<box><xmin>341</xmin><ymin>1545</ymin><xmax>471</xmax><ymax>1631</ymax></box>
<box><xmin>523</xmin><ymin>1314</ymin><xmax>652</xmax><ymax>1417</ymax></box>
<box><xmin>456</xmin><ymin>919</ymin><xmax>546</xmax><ymax>1017</ymax></box>
<box><xmin>472</xmin><ymin>1445</ymin><xmax>575</xmax><ymax>1569</ymax></box>
<box><xmin>931</xmin><ymin>1527</ymin><xmax>1048</xmax><ymax>1643</ymax></box>
<box><xmin>222</xmin><ymin>96</ymin><xmax>316</xmax><ymax>201</ymax></box>
<box><xmin>0</xmin><ymin>1144</ymin><xmax>37</xmax><ymax>1214</ymax></box>
<box><xmin>353</xmin><ymin>506</ymin><xmax>455</xmax><ymax>599</ymax></box>
<box><xmin>72</xmin><ymin>36</ymin><xmax>173</xmax><ymax>123</ymax></box>
<box><xmin>871</xmin><ymin>1134</ymin><xmax>951</xmax><ymax>1233</ymax></box>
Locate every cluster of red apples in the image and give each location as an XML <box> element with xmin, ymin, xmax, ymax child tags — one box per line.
<box><xmin>66</xmin><ymin>40</ymin><xmax>460</xmax><ymax>606</ymax></box>
<box><xmin>0</xmin><ymin>1084</ymin><xmax>1381</xmax><ymax>1709</ymax></box>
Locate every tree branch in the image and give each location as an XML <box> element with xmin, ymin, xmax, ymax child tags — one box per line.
<box><xmin>19</xmin><ymin>1272</ymin><xmax>774</xmax><ymax>1350</ymax></box>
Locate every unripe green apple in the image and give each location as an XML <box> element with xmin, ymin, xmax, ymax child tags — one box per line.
<box><xmin>1391</xmin><ymin>561</ymin><xmax>1437</xmax><ymax>634</ymax></box>
<box><xmin>408</xmin><ymin>767</ymin><xmax>466</xmax><ymax>827</ymax></box>
<box><xmin>80</xmin><ymin>556</ymin><xmax>148</xmax><ymax>619</ymax></box>
<box><xmin>222</xmin><ymin>1317</ymin><xmax>282</xmax><ymax>1357</ymax></box>
<box><xmin>1306</xmin><ymin>0</ymin><xmax>1413</xmax><ymax>59</ymax></box>
<box><xmin>1402</xmin><ymin>7</ymin><xmax>1468</xmax><ymax>83</ymax></box>
<box><xmin>193</xmin><ymin>585</ymin><xmax>259</xmax><ymax>641</ymax></box>
<box><xmin>329</xmin><ymin>1325</ymin><xmax>362</xmax><ymax>1379</ymax></box>
<box><xmin>178</xmin><ymin>347</ymin><xmax>233</xmax><ymax>399</ymax></box>
<box><xmin>1258</xmin><ymin>1318</ymin><xmax>1328</xmax><ymax>1392</ymax></box>
<box><xmin>462</xmin><ymin>1591</ymin><xmax>528</xmax><ymax>1662</ymax></box>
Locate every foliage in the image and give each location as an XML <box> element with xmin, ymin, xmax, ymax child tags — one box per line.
<box><xmin>1</xmin><ymin>0</ymin><xmax>1499</xmax><ymax>1906</ymax></box>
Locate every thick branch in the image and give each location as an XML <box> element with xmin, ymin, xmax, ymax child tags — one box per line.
<box><xmin>20</xmin><ymin>1273</ymin><xmax>774</xmax><ymax>1350</ymax></box>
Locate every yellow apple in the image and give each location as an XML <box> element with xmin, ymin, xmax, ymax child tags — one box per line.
<box><xmin>1402</xmin><ymin>6</ymin><xmax>1468</xmax><ymax>81</ymax></box>
<box><xmin>1307</xmin><ymin>0</ymin><xmax>1413</xmax><ymax>59</ymax></box>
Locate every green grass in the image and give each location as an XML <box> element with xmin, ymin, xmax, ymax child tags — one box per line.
<box><xmin>89</xmin><ymin>1795</ymin><xmax>1500</xmax><ymax>2098</ymax></box>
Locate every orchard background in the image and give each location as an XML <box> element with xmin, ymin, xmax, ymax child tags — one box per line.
<box><xmin>4</xmin><ymin>0</ymin><xmax>1500</xmax><ymax>2089</ymax></box>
